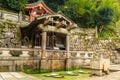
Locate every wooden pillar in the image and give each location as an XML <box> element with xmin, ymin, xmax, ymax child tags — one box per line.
<box><xmin>41</xmin><ymin>31</ymin><xmax>47</xmax><ymax>58</ymax></box>
<box><xmin>66</xmin><ymin>34</ymin><xmax>72</xmax><ymax>69</ymax></box>
<box><xmin>66</xmin><ymin>34</ymin><xmax>70</xmax><ymax>58</ymax></box>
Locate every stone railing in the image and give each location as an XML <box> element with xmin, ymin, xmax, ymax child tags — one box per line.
<box><xmin>0</xmin><ymin>48</ymin><xmax>42</xmax><ymax>71</ymax></box>
<box><xmin>69</xmin><ymin>51</ymin><xmax>94</xmax><ymax>59</ymax></box>
<box><xmin>46</xmin><ymin>50</ymin><xmax>67</xmax><ymax>59</ymax></box>
<box><xmin>66</xmin><ymin>51</ymin><xmax>94</xmax><ymax>66</ymax></box>
<box><xmin>0</xmin><ymin>48</ymin><xmax>41</xmax><ymax>57</ymax></box>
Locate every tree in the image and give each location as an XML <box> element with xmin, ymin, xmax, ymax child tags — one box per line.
<box><xmin>61</xmin><ymin>6</ymin><xmax>80</xmax><ymax>25</ymax></box>
<box><xmin>62</xmin><ymin>0</ymin><xmax>97</xmax><ymax>27</ymax></box>
<box><xmin>28</xmin><ymin>0</ymin><xmax>38</xmax><ymax>3</ymax></box>
<box><xmin>0</xmin><ymin>0</ymin><xmax>28</xmax><ymax>12</ymax></box>
<box><xmin>44</xmin><ymin>0</ymin><xmax>65</xmax><ymax>12</ymax></box>
<box><xmin>97</xmin><ymin>0</ymin><xmax>120</xmax><ymax>37</ymax></box>
<box><xmin>64</xmin><ymin>0</ymin><xmax>120</xmax><ymax>36</ymax></box>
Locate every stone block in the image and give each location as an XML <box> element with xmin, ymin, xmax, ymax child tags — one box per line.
<box><xmin>40</xmin><ymin>59</ymin><xmax>51</xmax><ymax>70</ymax></box>
<box><xmin>59</xmin><ymin>60</ymin><xmax>65</xmax><ymax>69</ymax></box>
<box><xmin>20</xmin><ymin>51</ymin><xmax>29</xmax><ymax>57</ymax></box>
<box><xmin>92</xmin><ymin>70</ymin><xmax>103</xmax><ymax>76</ymax></box>
<box><xmin>52</xmin><ymin>60</ymin><xmax>60</xmax><ymax>70</ymax></box>
<box><xmin>90</xmin><ymin>58</ymin><xmax>110</xmax><ymax>70</ymax></box>
<box><xmin>0</xmin><ymin>61</ymin><xmax>12</xmax><ymax>65</ymax></box>
<box><xmin>66</xmin><ymin>59</ymin><xmax>72</xmax><ymax>68</ymax></box>
<box><xmin>0</xmin><ymin>51</ymin><xmax>11</xmax><ymax>56</ymax></box>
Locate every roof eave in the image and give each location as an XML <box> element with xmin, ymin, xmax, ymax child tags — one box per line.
<box><xmin>26</xmin><ymin>0</ymin><xmax>54</xmax><ymax>13</ymax></box>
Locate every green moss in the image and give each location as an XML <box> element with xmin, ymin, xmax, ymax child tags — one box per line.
<box><xmin>98</xmin><ymin>30</ymin><xmax>116</xmax><ymax>38</ymax></box>
<box><xmin>24</xmin><ymin>69</ymin><xmax>40</xmax><ymax>74</ymax></box>
<box><xmin>66</xmin><ymin>67</ymin><xmax>80</xmax><ymax>71</ymax></box>
<box><xmin>29</xmin><ymin>70</ymin><xmax>90</xmax><ymax>80</ymax></box>
<box><xmin>40</xmin><ymin>70</ymin><xmax>51</xmax><ymax>73</ymax></box>
<box><xmin>24</xmin><ymin>69</ymin><xmax>52</xmax><ymax>74</ymax></box>
<box><xmin>56</xmin><ymin>68</ymin><xmax>65</xmax><ymax>72</ymax></box>
<box><xmin>0</xmin><ymin>51</ymin><xmax>2</xmax><ymax>55</ymax></box>
<box><xmin>0</xmin><ymin>7</ymin><xmax>18</xmax><ymax>14</ymax></box>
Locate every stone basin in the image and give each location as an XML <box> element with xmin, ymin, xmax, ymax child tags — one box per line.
<box><xmin>44</xmin><ymin>73</ymin><xmax>64</xmax><ymax>78</ymax></box>
<box><xmin>78</xmin><ymin>70</ymin><xmax>90</xmax><ymax>74</ymax></box>
<box><xmin>65</xmin><ymin>71</ymin><xmax>78</xmax><ymax>76</ymax></box>
<box><xmin>66</xmin><ymin>71</ymin><xmax>73</xmax><ymax>74</ymax></box>
<box><xmin>51</xmin><ymin>73</ymin><xmax>59</xmax><ymax>76</ymax></box>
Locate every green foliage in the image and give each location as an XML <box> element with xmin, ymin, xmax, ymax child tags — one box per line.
<box><xmin>65</xmin><ymin>0</ymin><xmax>116</xmax><ymax>28</ymax></box>
<box><xmin>66</xmin><ymin>67</ymin><xmax>80</xmax><ymax>71</ymax></box>
<box><xmin>23</xmin><ymin>65</ymin><xmax>40</xmax><ymax>74</ymax></box>
<box><xmin>0</xmin><ymin>51</ymin><xmax>2</xmax><ymax>55</ymax></box>
<box><xmin>64</xmin><ymin>0</ymin><xmax>96</xmax><ymax>27</ymax></box>
<box><xmin>97</xmin><ymin>7</ymin><xmax>114</xmax><ymax>26</ymax></box>
<box><xmin>23</xmin><ymin>64</ymin><xmax>29</xmax><ymax>71</ymax></box>
<box><xmin>99</xmin><ymin>30</ymin><xmax>115</xmax><ymax>38</ymax></box>
<box><xmin>61</xmin><ymin>7</ymin><xmax>80</xmax><ymax>25</ymax></box>
<box><xmin>63</xmin><ymin>0</ymin><xmax>120</xmax><ymax>37</ymax></box>
<box><xmin>56</xmin><ymin>68</ymin><xmax>64</xmax><ymax>72</ymax></box>
<box><xmin>99</xmin><ymin>24</ymin><xmax>117</xmax><ymax>38</ymax></box>
<box><xmin>24</xmin><ymin>69</ymin><xmax>51</xmax><ymax>74</ymax></box>
<box><xmin>44</xmin><ymin>0</ymin><xmax>65</xmax><ymax>12</ymax></box>
<box><xmin>28</xmin><ymin>0</ymin><xmax>38</xmax><ymax>3</ymax></box>
<box><xmin>24</xmin><ymin>68</ymin><xmax>40</xmax><ymax>74</ymax></box>
<box><xmin>0</xmin><ymin>0</ymin><xmax>28</xmax><ymax>12</ymax></box>
<box><xmin>23</xmin><ymin>65</ymin><xmax>51</xmax><ymax>74</ymax></box>
<box><xmin>40</xmin><ymin>69</ymin><xmax>51</xmax><ymax>73</ymax></box>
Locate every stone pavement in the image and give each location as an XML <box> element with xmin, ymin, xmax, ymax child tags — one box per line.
<box><xmin>0</xmin><ymin>72</ymin><xmax>40</xmax><ymax>80</ymax></box>
<box><xmin>78</xmin><ymin>71</ymin><xmax>120</xmax><ymax>80</ymax></box>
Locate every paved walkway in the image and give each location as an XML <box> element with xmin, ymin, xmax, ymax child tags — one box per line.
<box><xmin>78</xmin><ymin>71</ymin><xmax>120</xmax><ymax>80</ymax></box>
<box><xmin>0</xmin><ymin>72</ymin><xmax>40</xmax><ymax>80</ymax></box>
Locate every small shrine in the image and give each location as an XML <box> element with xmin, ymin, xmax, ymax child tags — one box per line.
<box><xmin>21</xmin><ymin>12</ymin><xmax>77</xmax><ymax>58</ymax></box>
<box><xmin>19</xmin><ymin>0</ymin><xmax>78</xmax><ymax>58</ymax></box>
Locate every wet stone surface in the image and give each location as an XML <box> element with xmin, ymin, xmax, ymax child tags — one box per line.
<box><xmin>0</xmin><ymin>72</ymin><xmax>40</xmax><ymax>80</ymax></box>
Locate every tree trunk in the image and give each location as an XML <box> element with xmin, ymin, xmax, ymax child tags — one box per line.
<box><xmin>98</xmin><ymin>25</ymin><xmax>103</xmax><ymax>34</ymax></box>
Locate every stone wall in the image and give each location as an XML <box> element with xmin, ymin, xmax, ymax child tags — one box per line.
<box><xmin>70</xmin><ymin>27</ymin><xmax>120</xmax><ymax>64</ymax></box>
<box><xmin>0</xmin><ymin>21</ymin><xmax>20</xmax><ymax>48</ymax></box>
<box><xmin>0</xmin><ymin>10</ymin><xmax>30</xmax><ymax>48</ymax></box>
<box><xmin>70</xmin><ymin>28</ymin><xmax>96</xmax><ymax>51</ymax></box>
<box><xmin>70</xmin><ymin>28</ymin><xmax>114</xmax><ymax>52</ymax></box>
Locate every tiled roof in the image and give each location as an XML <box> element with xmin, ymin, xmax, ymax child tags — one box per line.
<box><xmin>26</xmin><ymin>0</ymin><xmax>53</xmax><ymax>13</ymax></box>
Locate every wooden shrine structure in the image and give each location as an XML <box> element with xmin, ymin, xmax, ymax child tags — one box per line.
<box><xmin>21</xmin><ymin>0</ymin><xmax>77</xmax><ymax>58</ymax></box>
